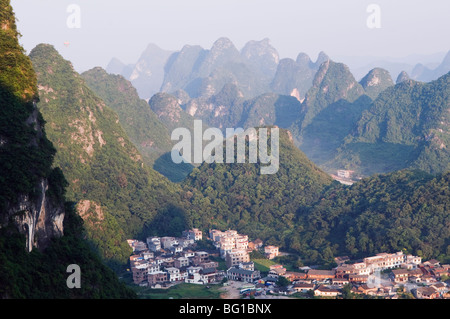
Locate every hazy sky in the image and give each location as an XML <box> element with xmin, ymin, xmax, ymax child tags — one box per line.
<box><xmin>11</xmin><ymin>0</ymin><xmax>450</xmax><ymax>72</ymax></box>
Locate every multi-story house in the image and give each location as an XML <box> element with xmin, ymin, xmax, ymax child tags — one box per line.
<box><xmin>335</xmin><ymin>264</ymin><xmax>355</xmax><ymax>278</ymax></box>
<box><xmin>148</xmin><ymin>271</ymin><xmax>168</xmax><ymax>285</ymax></box>
<box><xmin>268</xmin><ymin>264</ymin><xmax>287</xmax><ymax>279</ymax></box>
<box><xmin>178</xmin><ymin>238</ymin><xmax>195</xmax><ymax>248</ymax></box>
<box><xmin>199</xmin><ymin>261</ymin><xmax>219</xmax><ymax>270</ymax></box>
<box><xmin>166</xmin><ymin>267</ymin><xmax>182</xmax><ymax>282</ymax></box>
<box><xmin>186</xmin><ymin>266</ymin><xmax>203</xmax><ymax>275</ymax></box>
<box><xmin>192</xmin><ymin>251</ymin><xmax>209</xmax><ymax>266</ymax></box>
<box><xmin>132</xmin><ymin>260</ymin><xmax>149</xmax><ymax>285</ymax></box>
<box><xmin>226</xmin><ymin>267</ymin><xmax>260</xmax><ymax>283</ymax></box>
<box><xmin>238</xmin><ymin>262</ymin><xmax>255</xmax><ymax>271</ymax></box>
<box><xmin>405</xmin><ymin>255</ymin><xmax>422</xmax><ymax>267</ymax></box>
<box><xmin>225</xmin><ymin>249</ymin><xmax>250</xmax><ymax>268</ymax></box>
<box><xmin>264</xmin><ymin>245</ymin><xmax>279</xmax><ymax>260</ymax></box>
<box><xmin>235</xmin><ymin>235</ymin><xmax>249</xmax><ymax>250</ymax></box>
<box><xmin>210</xmin><ymin>229</ymin><xmax>249</xmax><ymax>258</ymax></box>
<box><xmin>364</xmin><ymin>252</ymin><xmax>405</xmax><ymax>271</ymax></box>
<box><xmin>147</xmin><ymin>262</ymin><xmax>160</xmax><ymax>274</ymax></box>
<box><xmin>142</xmin><ymin>251</ymin><xmax>154</xmax><ymax>260</ymax></box>
<box><xmin>174</xmin><ymin>257</ymin><xmax>190</xmax><ymax>268</ymax></box>
<box><xmin>182</xmin><ymin>228</ymin><xmax>203</xmax><ymax>241</ymax></box>
<box><xmin>183</xmin><ymin>250</ymin><xmax>196</xmax><ymax>259</ymax></box>
<box><xmin>128</xmin><ymin>240</ymin><xmax>147</xmax><ymax>253</ymax></box>
<box><xmin>169</xmin><ymin>244</ymin><xmax>183</xmax><ymax>254</ymax></box>
<box><xmin>391</xmin><ymin>269</ymin><xmax>409</xmax><ymax>283</ymax></box>
<box><xmin>146</xmin><ymin>237</ymin><xmax>161</xmax><ymax>252</ymax></box>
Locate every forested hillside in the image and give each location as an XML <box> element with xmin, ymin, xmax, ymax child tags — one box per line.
<box><xmin>335</xmin><ymin>74</ymin><xmax>450</xmax><ymax>175</ymax></box>
<box><xmin>182</xmin><ymin>129</ymin><xmax>333</xmax><ymax>246</ymax></box>
<box><xmin>297</xmin><ymin>170</ymin><xmax>450</xmax><ymax>264</ymax></box>
<box><xmin>29</xmin><ymin>44</ymin><xmax>188</xmax><ymax>266</ymax></box>
<box><xmin>81</xmin><ymin>67</ymin><xmax>192</xmax><ymax>182</ymax></box>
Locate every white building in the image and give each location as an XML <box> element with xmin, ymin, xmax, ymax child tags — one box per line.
<box><xmin>146</xmin><ymin>237</ymin><xmax>161</xmax><ymax>252</ymax></box>
<box><xmin>226</xmin><ymin>249</ymin><xmax>250</xmax><ymax>268</ymax></box>
<box><xmin>186</xmin><ymin>266</ymin><xmax>202</xmax><ymax>275</ymax></box>
<box><xmin>182</xmin><ymin>228</ymin><xmax>203</xmax><ymax>241</ymax></box>
<box><xmin>147</xmin><ymin>263</ymin><xmax>160</xmax><ymax>274</ymax></box>
<box><xmin>210</xmin><ymin>229</ymin><xmax>249</xmax><ymax>258</ymax></box>
<box><xmin>166</xmin><ymin>267</ymin><xmax>182</xmax><ymax>282</ymax></box>
<box><xmin>185</xmin><ymin>272</ymin><xmax>204</xmax><ymax>285</ymax></box>
<box><xmin>169</xmin><ymin>244</ymin><xmax>183</xmax><ymax>254</ymax></box>
<box><xmin>264</xmin><ymin>245</ymin><xmax>279</xmax><ymax>259</ymax></box>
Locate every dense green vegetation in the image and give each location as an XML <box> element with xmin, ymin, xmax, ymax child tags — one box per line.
<box><xmin>0</xmin><ymin>0</ymin><xmax>37</xmax><ymax>102</ymax></box>
<box><xmin>29</xmin><ymin>44</ymin><xmax>192</xmax><ymax>266</ymax></box>
<box><xmin>292</xmin><ymin>170</ymin><xmax>450</xmax><ymax>264</ymax></box>
<box><xmin>359</xmin><ymin>68</ymin><xmax>394</xmax><ymax>100</ymax></box>
<box><xmin>182</xmin><ymin>129</ymin><xmax>333</xmax><ymax>245</ymax></box>
<box><xmin>299</xmin><ymin>60</ymin><xmax>366</xmax><ymax>131</ymax></box>
<box><xmin>81</xmin><ymin>68</ymin><xmax>192</xmax><ymax>182</ymax></box>
<box><xmin>336</xmin><ymin>74</ymin><xmax>450</xmax><ymax>175</ymax></box>
<box><xmin>298</xmin><ymin>95</ymin><xmax>373</xmax><ymax>168</ymax></box>
<box><xmin>181</xmin><ymin>129</ymin><xmax>449</xmax><ymax>265</ymax></box>
<box><xmin>81</xmin><ymin>67</ymin><xmax>172</xmax><ymax>163</ymax></box>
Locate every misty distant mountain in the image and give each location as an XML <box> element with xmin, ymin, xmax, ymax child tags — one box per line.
<box><xmin>240</xmin><ymin>38</ymin><xmax>280</xmax><ymax>80</ymax></box>
<box><xmin>105</xmin><ymin>37</ymin><xmax>282</xmax><ymax>102</ymax></box>
<box><xmin>411</xmin><ymin>50</ymin><xmax>450</xmax><ymax>82</ymax></box>
<box><xmin>396</xmin><ymin>71</ymin><xmax>411</xmax><ymax>84</ymax></box>
<box><xmin>270</xmin><ymin>51</ymin><xmax>329</xmax><ymax>102</ymax></box>
<box><xmin>106</xmin><ymin>37</ymin><xmax>448</xmax><ymax>106</ymax></box>
<box><xmin>161</xmin><ymin>37</ymin><xmax>272</xmax><ymax>99</ymax></box>
<box><xmin>106</xmin><ymin>57</ymin><xmax>127</xmax><ymax>75</ymax></box>
<box><xmin>106</xmin><ymin>43</ymin><xmax>173</xmax><ymax>100</ymax></box>
<box><xmin>339</xmin><ymin>51</ymin><xmax>448</xmax><ymax>81</ymax></box>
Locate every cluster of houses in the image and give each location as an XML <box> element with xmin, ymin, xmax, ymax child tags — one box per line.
<box><xmin>278</xmin><ymin>252</ymin><xmax>449</xmax><ymax>299</ymax></box>
<box><xmin>128</xmin><ymin>230</ymin><xmax>449</xmax><ymax>299</ymax></box>
<box><xmin>127</xmin><ymin>228</ymin><xmax>279</xmax><ymax>288</ymax></box>
<box><xmin>128</xmin><ymin>229</ymin><xmax>224</xmax><ymax>287</ymax></box>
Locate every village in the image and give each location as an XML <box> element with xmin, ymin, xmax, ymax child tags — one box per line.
<box><xmin>127</xmin><ymin>228</ymin><xmax>450</xmax><ymax>299</ymax></box>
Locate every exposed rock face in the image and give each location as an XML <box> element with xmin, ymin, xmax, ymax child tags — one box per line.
<box><xmin>5</xmin><ymin>178</ymin><xmax>64</xmax><ymax>252</ymax></box>
<box><xmin>149</xmin><ymin>92</ymin><xmax>197</xmax><ymax>132</ymax></box>
<box><xmin>359</xmin><ymin>68</ymin><xmax>394</xmax><ymax>99</ymax></box>
<box><xmin>0</xmin><ymin>101</ymin><xmax>65</xmax><ymax>252</ymax></box>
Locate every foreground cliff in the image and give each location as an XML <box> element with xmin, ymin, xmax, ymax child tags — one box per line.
<box><xmin>0</xmin><ymin>0</ymin><xmax>65</xmax><ymax>251</ymax></box>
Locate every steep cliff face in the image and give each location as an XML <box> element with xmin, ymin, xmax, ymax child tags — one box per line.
<box><xmin>0</xmin><ymin>98</ymin><xmax>66</xmax><ymax>252</ymax></box>
<box><xmin>4</xmin><ymin>178</ymin><xmax>64</xmax><ymax>252</ymax></box>
<box><xmin>0</xmin><ymin>0</ymin><xmax>65</xmax><ymax>251</ymax></box>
